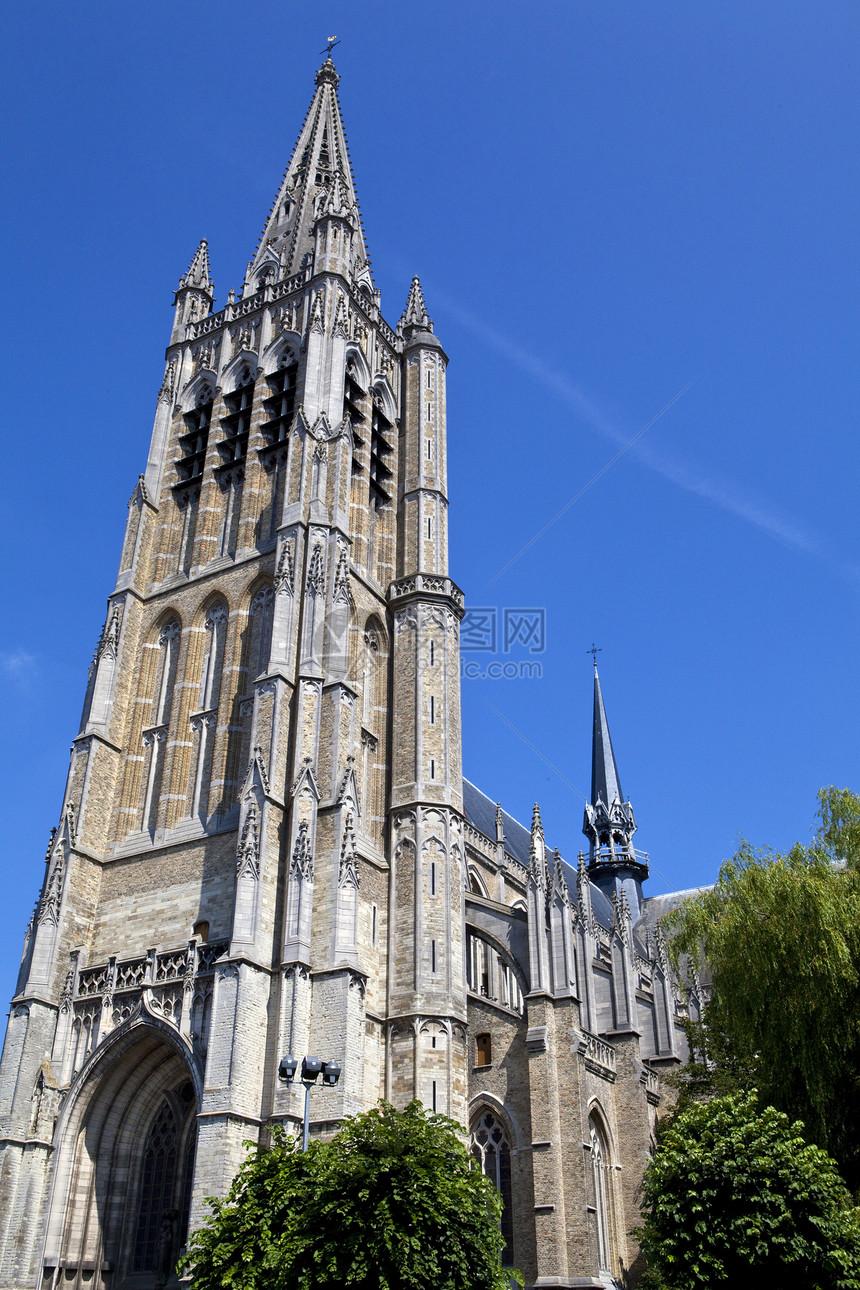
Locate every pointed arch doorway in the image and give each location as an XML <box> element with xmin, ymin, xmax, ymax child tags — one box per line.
<box><xmin>42</xmin><ymin>1023</ymin><xmax>200</xmax><ymax>1290</ymax></box>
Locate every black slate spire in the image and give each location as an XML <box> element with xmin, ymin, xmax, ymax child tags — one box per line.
<box><xmin>582</xmin><ymin>664</ymin><xmax>649</xmax><ymax>914</ymax></box>
<box><xmin>591</xmin><ymin>666</ymin><xmax>625</xmax><ymax>810</ymax></box>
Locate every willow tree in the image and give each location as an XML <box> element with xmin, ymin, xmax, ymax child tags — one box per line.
<box><xmin>669</xmin><ymin>787</ymin><xmax>860</xmax><ymax>1188</ymax></box>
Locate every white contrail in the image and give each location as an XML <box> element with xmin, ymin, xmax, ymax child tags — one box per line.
<box><xmin>488</xmin><ymin>380</ymin><xmax>697</xmax><ymax>585</ymax></box>
<box><xmin>435</xmin><ymin>294</ymin><xmax>831</xmax><ymax>570</ymax></box>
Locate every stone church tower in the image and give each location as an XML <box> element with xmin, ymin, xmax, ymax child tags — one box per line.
<box><xmin>0</xmin><ymin>57</ymin><xmax>700</xmax><ymax>1290</ymax></box>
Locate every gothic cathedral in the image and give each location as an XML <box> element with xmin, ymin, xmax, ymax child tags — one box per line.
<box><xmin>0</xmin><ymin>58</ymin><xmax>699</xmax><ymax>1290</ymax></box>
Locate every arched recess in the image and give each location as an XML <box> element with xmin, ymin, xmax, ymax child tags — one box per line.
<box><xmin>342</xmin><ymin>346</ymin><xmax>370</xmax><ymax>460</ymax></box>
<box><xmin>467</xmin><ymin>865</ymin><xmax>488</xmax><ymax>897</ymax></box>
<box><xmin>587</xmin><ymin>1102</ymin><xmax>618</xmax><ymax>1277</ymax></box>
<box><xmin>370</xmin><ymin>375</ymin><xmax>396</xmax><ymax>425</ymax></box>
<box><xmin>116</xmin><ymin>611</ymin><xmax>182</xmax><ymax>842</ymax></box>
<box><xmin>42</xmin><ymin>1020</ymin><xmax>200</xmax><ymax>1290</ymax></box>
<box><xmin>177</xmin><ymin>372</ymin><xmax>216</xmax><ymax>419</ymax></box>
<box><xmin>186</xmin><ymin>595</ymin><xmax>230</xmax><ymax>824</ymax></box>
<box><xmin>357</xmin><ymin>614</ymin><xmax>387</xmax><ymax>829</ymax></box>
<box><xmin>219</xmin><ymin>352</ymin><xmax>259</xmax><ymax>396</ymax></box>
<box><xmin>464</xmin><ymin>926</ymin><xmax>526</xmax><ymax>1016</ymax></box>
<box><xmin>221</xmin><ymin>580</ymin><xmax>273</xmax><ymax>811</ymax></box>
<box><xmin>469</xmin><ymin>1102</ymin><xmax>515</xmax><ymax>1265</ymax></box>
<box><xmin>262</xmin><ymin>334</ymin><xmax>301</xmax><ymax>380</ymax></box>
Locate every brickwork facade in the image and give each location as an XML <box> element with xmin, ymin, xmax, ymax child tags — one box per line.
<box><xmin>0</xmin><ymin>58</ymin><xmax>700</xmax><ymax>1290</ymax></box>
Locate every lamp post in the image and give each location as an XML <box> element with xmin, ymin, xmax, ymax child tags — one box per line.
<box><xmin>278</xmin><ymin>1053</ymin><xmax>342</xmax><ymax>1151</ymax></box>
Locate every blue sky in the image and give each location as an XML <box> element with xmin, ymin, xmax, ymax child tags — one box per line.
<box><xmin>2</xmin><ymin>2</ymin><xmax>859</xmax><ymax>1001</ymax></box>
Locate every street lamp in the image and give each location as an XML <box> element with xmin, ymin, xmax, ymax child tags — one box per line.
<box><xmin>278</xmin><ymin>1053</ymin><xmax>341</xmax><ymax>1151</ymax></box>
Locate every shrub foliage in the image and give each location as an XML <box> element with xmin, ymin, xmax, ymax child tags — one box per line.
<box><xmin>182</xmin><ymin>1100</ymin><xmax>522</xmax><ymax>1290</ymax></box>
<box><xmin>638</xmin><ymin>1091</ymin><xmax>860</xmax><ymax>1290</ymax></box>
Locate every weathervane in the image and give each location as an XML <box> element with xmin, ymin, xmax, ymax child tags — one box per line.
<box><xmin>587</xmin><ymin>643</ymin><xmax>602</xmax><ymax>669</ymax></box>
<box><xmin>320</xmin><ymin>35</ymin><xmax>341</xmax><ymax>57</ymax></box>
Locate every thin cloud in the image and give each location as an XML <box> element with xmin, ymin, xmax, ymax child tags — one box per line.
<box><xmin>436</xmin><ymin>294</ymin><xmax>831</xmax><ymax>571</ymax></box>
<box><xmin>488</xmin><ymin>380</ymin><xmax>696</xmax><ymax>585</ymax></box>
<box><xmin>0</xmin><ymin>650</ymin><xmax>38</xmax><ymax>685</ymax></box>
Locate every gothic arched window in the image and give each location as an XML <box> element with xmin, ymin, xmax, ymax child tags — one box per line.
<box><xmin>470</xmin><ymin>1110</ymin><xmax>513</xmax><ymax>1263</ymax></box>
<box><xmin>589</xmin><ymin>1112</ymin><xmax>613</xmax><ymax>1274</ymax></box>
<box><xmin>369</xmin><ymin>390</ymin><xmax>393</xmax><ymax>510</ymax></box>
<box><xmin>222</xmin><ymin>585</ymin><xmax>273</xmax><ymax>808</ymax></box>
<box><xmin>248</xmin><ymin>585</ymin><xmax>274</xmax><ymax>680</ymax></box>
<box><xmin>198</xmin><ymin>602</ymin><xmax>228</xmax><ymax>713</ymax></box>
<box><xmin>154</xmin><ymin>619</ymin><xmax>181</xmax><ymax>727</ymax></box>
<box><xmin>177</xmin><ymin>389</ymin><xmax>213</xmax><ymax>488</ymax></box>
<box><xmin>133</xmin><ymin>1099</ymin><xmax>178</xmax><ymax>1272</ymax></box>
<box><xmin>132</xmin><ymin>1082</ymin><xmax>196</xmax><ymax>1279</ymax></box>
<box><xmin>361</xmin><ymin>624</ymin><xmax>379</xmax><ymax>731</ymax></box>
<box><xmin>343</xmin><ymin>359</ymin><xmax>366</xmax><ymax>438</ymax></box>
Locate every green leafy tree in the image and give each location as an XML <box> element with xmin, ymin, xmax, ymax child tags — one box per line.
<box><xmin>182</xmin><ymin>1100</ymin><xmax>522</xmax><ymax>1290</ymax></box>
<box><xmin>668</xmin><ymin>786</ymin><xmax>860</xmax><ymax>1187</ymax></box>
<box><xmin>637</xmin><ymin>1091</ymin><xmax>860</xmax><ymax>1290</ymax></box>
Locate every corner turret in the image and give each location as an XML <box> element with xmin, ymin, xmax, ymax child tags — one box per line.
<box><xmin>398</xmin><ymin>276</ymin><xmax>444</xmax><ymax>354</ymax></box>
<box><xmin>171</xmin><ymin>238</ymin><xmax>214</xmax><ymax>342</ymax></box>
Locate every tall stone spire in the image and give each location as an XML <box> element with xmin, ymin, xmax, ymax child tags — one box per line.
<box><xmin>582</xmin><ymin>665</ymin><xmax>648</xmax><ymax>915</ymax></box>
<box><xmin>246</xmin><ymin>57</ymin><xmax>369</xmax><ymax>289</ymax></box>
<box><xmin>590</xmin><ymin>664</ymin><xmax>625</xmax><ymax>810</ymax></box>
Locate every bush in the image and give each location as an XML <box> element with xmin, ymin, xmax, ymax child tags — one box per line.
<box><xmin>638</xmin><ymin>1091</ymin><xmax>860</xmax><ymax>1290</ymax></box>
<box><xmin>182</xmin><ymin>1100</ymin><xmax>522</xmax><ymax>1290</ymax></box>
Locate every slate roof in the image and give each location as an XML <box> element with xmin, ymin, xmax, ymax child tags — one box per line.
<box><xmin>463</xmin><ymin>778</ymin><xmax>616</xmax><ymax>932</ymax></box>
<box><xmin>463</xmin><ymin>779</ymin><xmax>532</xmax><ymax>868</ymax></box>
<box><xmin>635</xmin><ymin>888</ymin><xmax>710</xmax><ymax>939</ymax></box>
